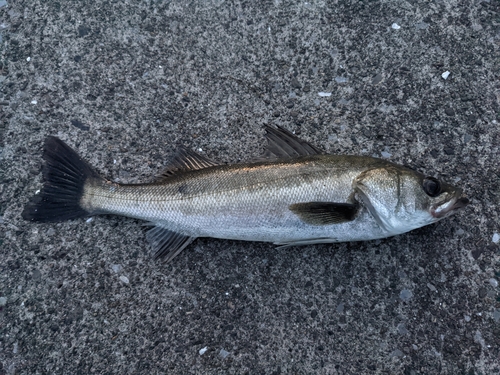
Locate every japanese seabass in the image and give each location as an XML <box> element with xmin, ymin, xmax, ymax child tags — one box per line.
<box><xmin>22</xmin><ymin>126</ymin><xmax>469</xmax><ymax>263</ymax></box>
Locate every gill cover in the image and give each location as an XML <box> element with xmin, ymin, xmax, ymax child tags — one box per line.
<box><xmin>354</xmin><ymin>167</ymin><xmax>433</xmax><ymax>233</ymax></box>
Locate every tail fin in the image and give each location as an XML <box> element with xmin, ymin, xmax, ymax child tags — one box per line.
<box><xmin>22</xmin><ymin>136</ymin><xmax>102</xmax><ymax>222</ymax></box>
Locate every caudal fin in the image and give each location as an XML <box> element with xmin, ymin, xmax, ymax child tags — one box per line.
<box><xmin>22</xmin><ymin>136</ymin><xmax>102</xmax><ymax>222</ymax></box>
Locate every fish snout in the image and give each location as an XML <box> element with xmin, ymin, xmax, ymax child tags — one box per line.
<box><xmin>431</xmin><ymin>196</ymin><xmax>469</xmax><ymax>218</ymax></box>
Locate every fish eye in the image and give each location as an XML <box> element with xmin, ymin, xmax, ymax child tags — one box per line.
<box><xmin>423</xmin><ymin>177</ymin><xmax>442</xmax><ymax>197</ymax></box>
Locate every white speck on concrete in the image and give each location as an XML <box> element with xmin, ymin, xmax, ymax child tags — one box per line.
<box><xmin>318</xmin><ymin>92</ymin><xmax>331</xmax><ymax>97</ymax></box>
<box><xmin>199</xmin><ymin>347</ymin><xmax>208</xmax><ymax>355</ymax></box>
<box><xmin>335</xmin><ymin>76</ymin><xmax>348</xmax><ymax>83</ymax></box>
<box><xmin>441</xmin><ymin>71</ymin><xmax>450</xmax><ymax>80</ymax></box>
<box><xmin>26</xmin><ymin>57</ymin><xmax>30</xmax><ymax>62</ymax></box>
<box><xmin>119</xmin><ymin>275</ymin><xmax>129</xmax><ymax>284</ymax></box>
<box><xmin>86</xmin><ymin>217</ymin><xmax>93</xmax><ymax>223</ymax></box>
<box><xmin>198</xmin><ymin>148</ymin><xmax>203</xmax><ymax>152</ymax></box>
<box><xmin>489</xmin><ymin>278</ymin><xmax>498</xmax><ymax>288</ymax></box>
<box><xmin>219</xmin><ymin>349</ymin><xmax>229</xmax><ymax>359</ymax></box>
<box><xmin>391</xmin><ymin>23</ymin><xmax>400</xmax><ymax>29</ymax></box>
<box><xmin>492</xmin><ymin>232</ymin><xmax>499</xmax><ymax>243</ymax></box>
<box><xmin>30</xmin><ymin>100</ymin><xmax>37</xmax><ymax>104</ymax></box>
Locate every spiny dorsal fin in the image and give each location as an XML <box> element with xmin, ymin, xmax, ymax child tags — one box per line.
<box><xmin>159</xmin><ymin>146</ymin><xmax>219</xmax><ymax>179</ymax></box>
<box><xmin>289</xmin><ymin>202</ymin><xmax>359</xmax><ymax>225</ymax></box>
<box><xmin>263</xmin><ymin>125</ymin><xmax>324</xmax><ymax>159</ymax></box>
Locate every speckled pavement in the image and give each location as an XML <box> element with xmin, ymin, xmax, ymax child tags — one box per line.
<box><xmin>1</xmin><ymin>0</ymin><xmax>499</xmax><ymax>374</ymax></box>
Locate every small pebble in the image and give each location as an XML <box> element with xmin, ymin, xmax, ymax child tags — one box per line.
<box><xmin>399</xmin><ymin>289</ymin><xmax>413</xmax><ymax>301</ymax></box>
<box><xmin>219</xmin><ymin>349</ymin><xmax>229</xmax><ymax>359</ymax></box>
<box><xmin>32</xmin><ymin>269</ymin><xmax>42</xmax><ymax>281</ymax></box>
<box><xmin>0</xmin><ymin>296</ymin><xmax>7</xmax><ymax>306</ymax></box>
<box><xmin>442</xmin><ymin>71</ymin><xmax>450</xmax><ymax>79</ymax></box>
<box><xmin>415</xmin><ymin>22</ymin><xmax>429</xmax><ymax>30</ymax></box>
<box><xmin>444</xmin><ymin>107</ymin><xmax>455</xmax><ymax>116</ymax></box>
<box><xmin>336</xmin><ymin>303</ymin><xmax>344</xmax><ymax>313</ymax></box>
<box><xmin>31</xmin><ymin>100</ymin><xmax>37</xmax><ymax>104</ymax></box>
<box><xmin>372</xmin><ymin>73</ymin><xmax>383</xmax><ymax>85</ymax></box>
<box><xmin>111</xmin><ymin>264</ymin><xmax>122</xmax><ymax>273</ymax></box>
<box><xmin>318</xmin><ymin>92</ymin><xmax>332</xmax><ymax>97</ymax></box>
<box><xmin>390</xmin><ymin>349</ymin><xmax>403</xmax><ymax>358</ymax></box>
<box><xmin>489</xmin><ymin>278</ymin><xmax>498</xmax><ymax>288</ymax></box>
<box><xmin>397</xmin><ymin>323</ymin><xmax>408</xmax><ymax>335</ymax></box>
<box><xmin>119</xmin><ymin>275</ymin><xmax>129</xmax><ymax>284</ymax></box>
<box><xmin>464</xmin><ymin>315</ymin><xmax>471</xmax><ymax>322</ymax></box>
<box><xmin>199</xmin><ymin>347</ymin><xmax>208</xmax><ymax>355</ymax></box>
<box><xmin>391</xmin><ymin>23</ymin><xmax>401</xmax><ymax>29</ymax></box>
<box><xmin>381</xmin><ymin>151</ymin><xmax>392</xmax><ymax>158</ymax></box>
<box><xmin>492</xmin><ymin>233</ymin><xmax>499</xmax><ymax>243</ymax></box>
<box><xmin>493</xmin><ymin>310</ymin><xmax>500</xmax><ymax>323</ymax></box>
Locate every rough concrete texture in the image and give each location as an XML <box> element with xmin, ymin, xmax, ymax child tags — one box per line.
<box><xmin>1</xmin><ymin>0</ymin><xmax>499</xmax><ymax>374</ymax></box>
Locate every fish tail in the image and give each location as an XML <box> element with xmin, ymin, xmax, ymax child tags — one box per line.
<box><xmin>22</xmin><ymin>136</ymin><xmax>103</xmax><ymax>222</ymax></box>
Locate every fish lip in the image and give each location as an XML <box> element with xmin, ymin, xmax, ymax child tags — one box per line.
<box><xmin>431</xmin><ymin>197</ymin><xmax>469</xmax><ymax>218</ymax></box>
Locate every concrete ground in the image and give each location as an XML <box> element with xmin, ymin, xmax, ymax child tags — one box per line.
<box><xmin>1</xmin><ymin>0</ymin><xmax>499</xmax><ymax>374</ymax></box>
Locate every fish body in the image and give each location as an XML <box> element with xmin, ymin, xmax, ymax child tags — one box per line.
<box><xmin>23</xmin><ymin>126</ymin><xmax>468</xmax><ymax>262</ymax></box>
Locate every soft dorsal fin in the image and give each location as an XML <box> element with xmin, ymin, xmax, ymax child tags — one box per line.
<box><xmin>263</xmin><ymin>125</ymin><xmax>324</xmax><ymax>159</ymax></box>
<box><xmin>159</xmin><ymin>146</ymin><xmax>219</xmax><ymax>179</ymax></box>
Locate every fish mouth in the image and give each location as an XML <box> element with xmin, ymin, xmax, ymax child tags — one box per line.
<box><xmin>431</xmin><ymin>197</ymin><xmax>469</xmax><ymax>218</ymax></box>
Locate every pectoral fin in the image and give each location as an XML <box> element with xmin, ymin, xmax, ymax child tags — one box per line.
<box><xmin>290</xmin><ymin>202</ymin><xmax>359</xmax><ymax>225</ymax></box>
<box><xmin>146</xmin><ymin>225</ymin><xmax>196</xmax><ymax>263</ymax></box>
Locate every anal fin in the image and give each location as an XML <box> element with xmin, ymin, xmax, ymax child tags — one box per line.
<box><xmin>274</xmin><ymin>237</ymin><xmax>339</xmax><ymax>249</ymax></box>
<box><xmin>146</xmin><ymin>225</ymin><xmax>196</xmax><ymax>263</ymax></box>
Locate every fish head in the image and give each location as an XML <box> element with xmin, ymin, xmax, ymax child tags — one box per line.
<box><xmin>354</xmin><ymin>166</ymin><xmax>468</xmax><ymax>234</ymax></box>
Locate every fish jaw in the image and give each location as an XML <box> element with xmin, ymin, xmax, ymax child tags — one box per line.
<box><xmin>431</xmin><ymin>196</ymin><xmax>469</xmax><ymax>219</ymax></box>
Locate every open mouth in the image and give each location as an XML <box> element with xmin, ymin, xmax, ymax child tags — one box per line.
<box><xmin>431</xmin><ymin>197</ymin><xmax>469</xmax><ymax>218</ymax></box>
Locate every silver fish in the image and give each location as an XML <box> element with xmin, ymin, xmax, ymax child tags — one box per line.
<box><xmin>22</xmin><ymin>126</ymin><xmax>469</xmax><ymax>262</ymax></box>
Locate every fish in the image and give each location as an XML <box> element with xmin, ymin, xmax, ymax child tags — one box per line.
<box><xmin>22</xmin><ymin>126</ymin><xmax>469</xmax><ymax>263</ymax></box>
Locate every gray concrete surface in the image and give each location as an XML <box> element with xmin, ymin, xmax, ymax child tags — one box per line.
<box><xmin>1</xmin><ymin>0</ymin><xmax>499</xmax><ymax>374</ymax></box>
